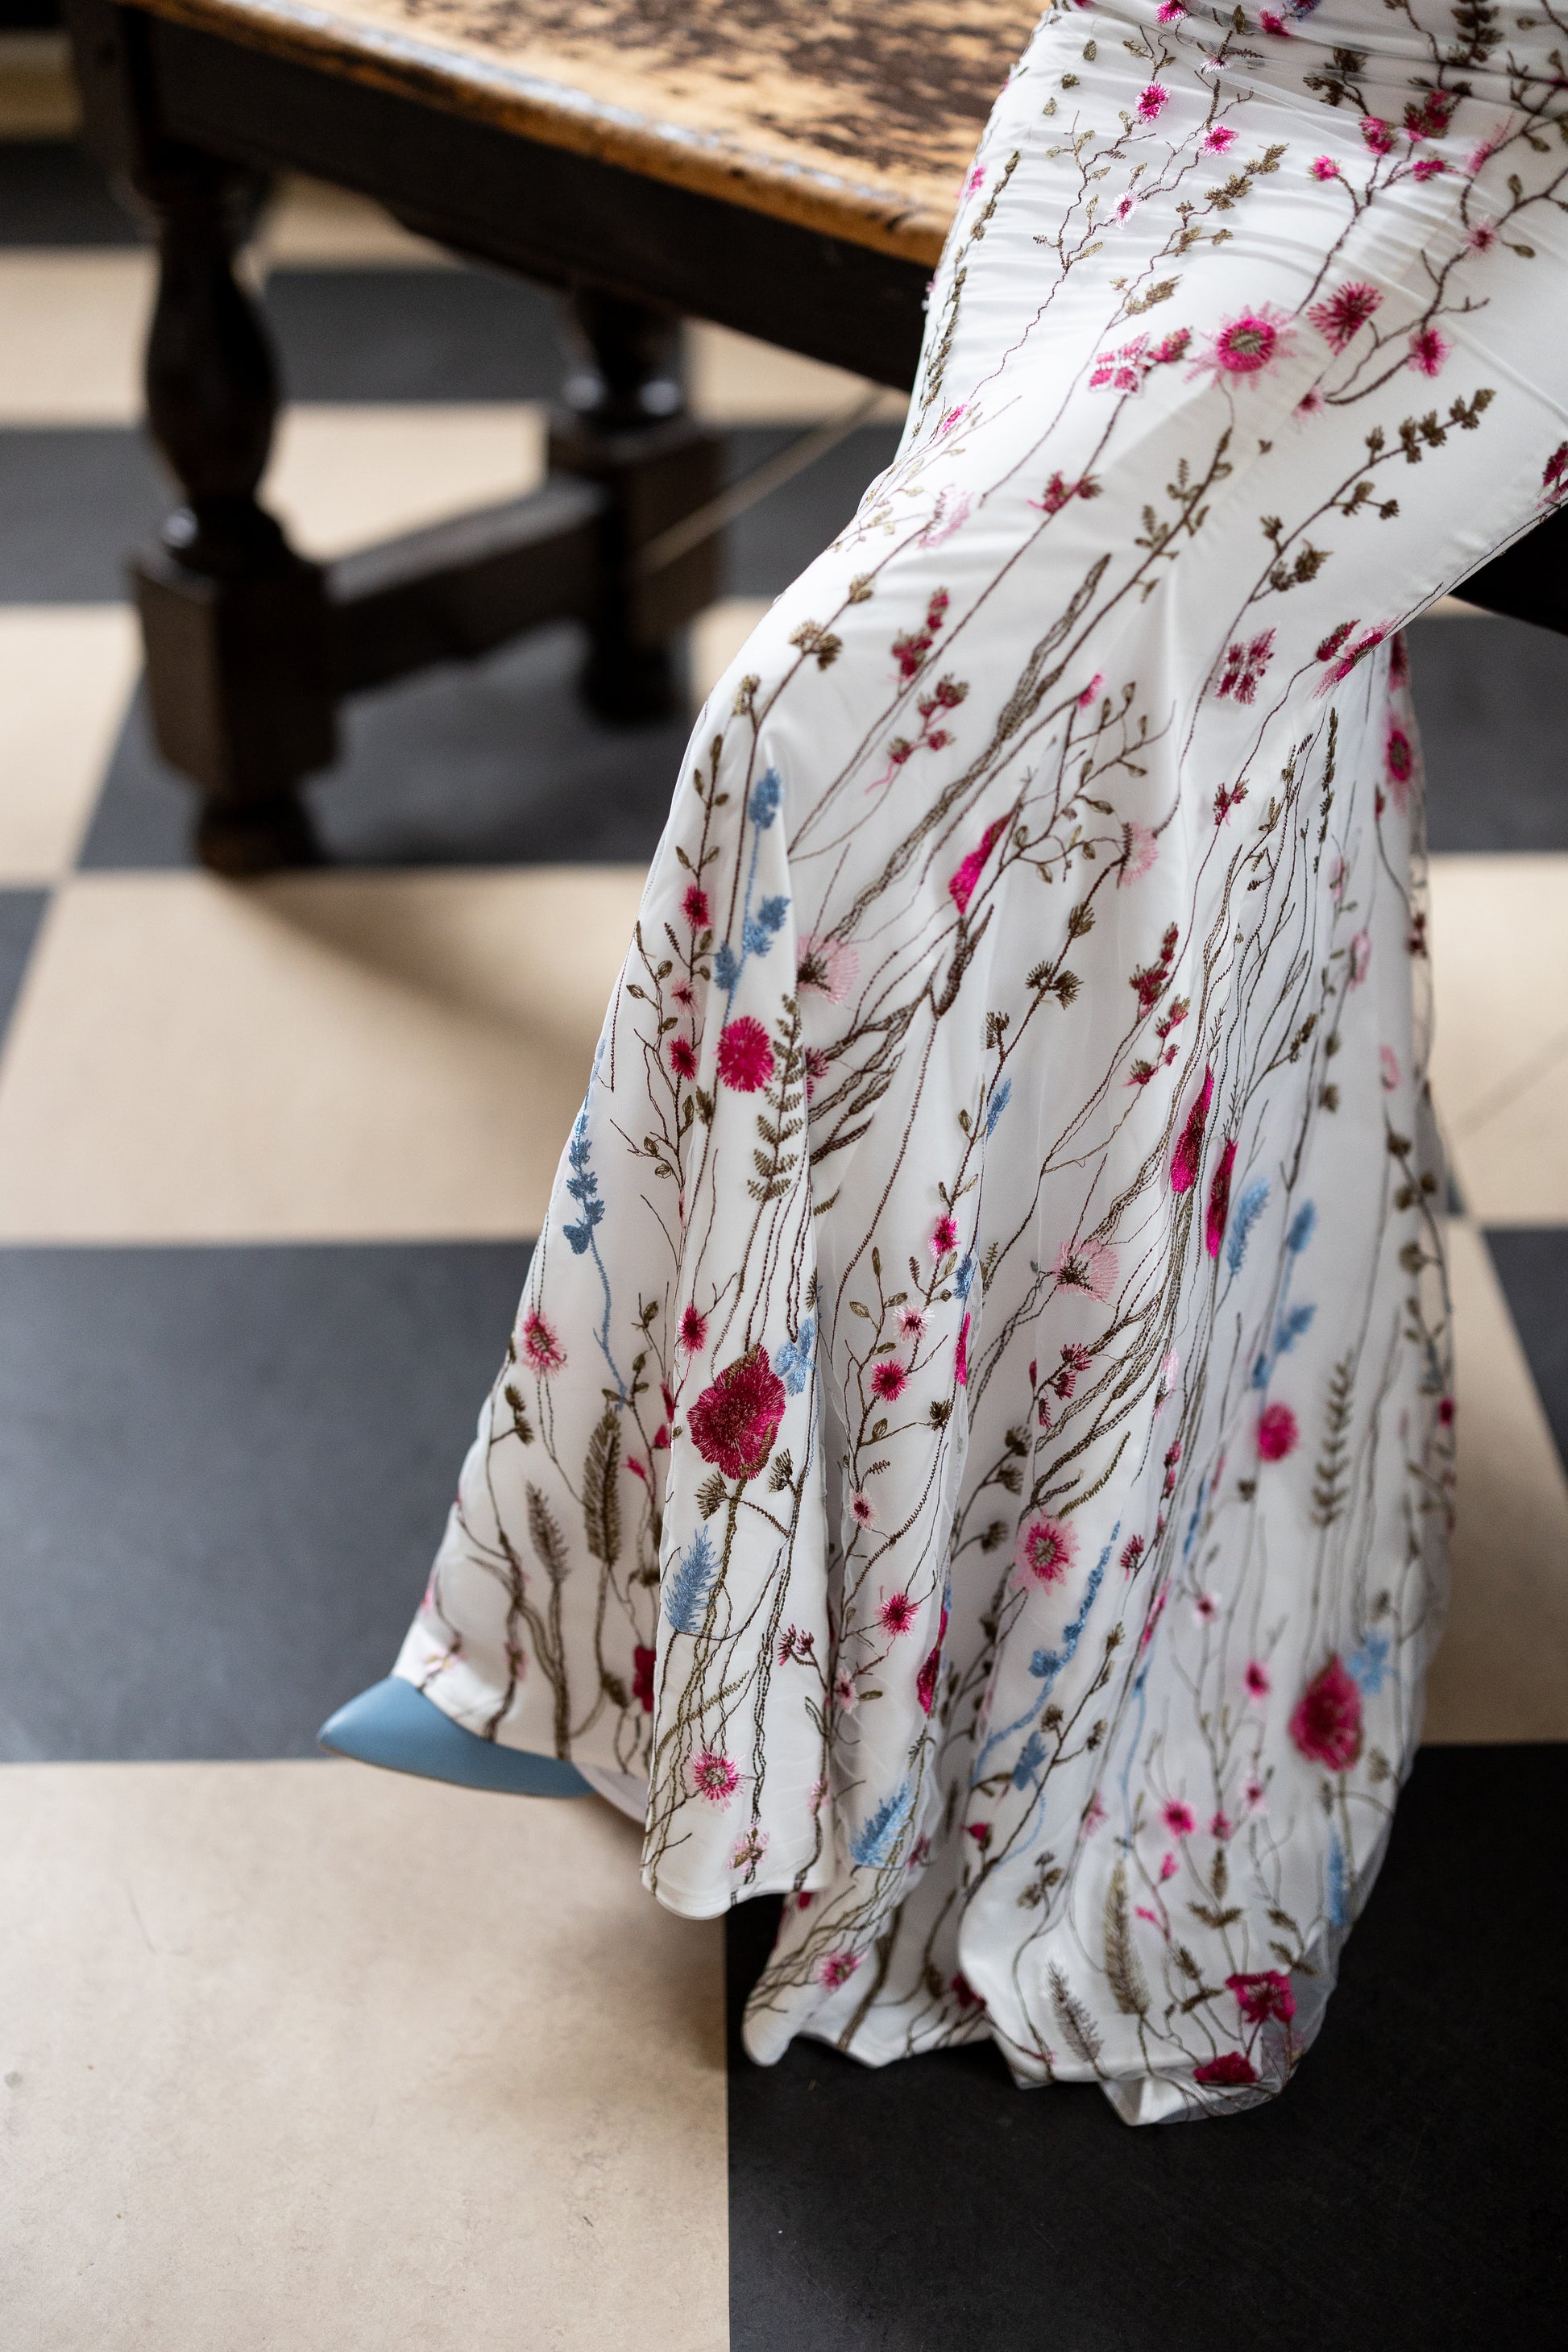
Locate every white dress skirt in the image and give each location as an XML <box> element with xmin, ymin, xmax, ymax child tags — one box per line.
<box><xmin>391</xmin><ymin>0</ymin><xmax>1568</xmax><ymax>2120</ymax></box>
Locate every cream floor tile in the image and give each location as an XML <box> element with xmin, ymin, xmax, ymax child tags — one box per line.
<box><xmin>0</xmin><ymin>31</ymin><xmax>79</xmax><ymax>138</ymax></box>
<box><xmin>691</xmin><ymin>597</ymin><xmax>772</xmax><ymax>707</ymax></box>
<box><xmin>0</xmin><ymin>608</ymin><xmax>140</xmax><ymax>883</ymax></box>
<box><xmin>264</xmin><ymin>404</ymin><xmax>547</xmax><ymax>561</ymax></box>
<box><xmin>0</xmin><ymin>867</ymin><xmax>644</xmax><ymax>1241</ymax></box>
<box><xmin>687</xmin><ymin>321</ymin><xmax>907</xmax><ymax>427</ymax></box>
<box><xmin>1425</xmin><ymin>1219</ymin><xmax>1568</xmax><ymax>1740</ymax></box>
<box><xmin>255</xmin><ymin>173</ymin><xmax>455</xmax><ymax>269</ymax></box>
<box><xmin>1428</xmin><ymin>853</ymin><xmax>1568</xmax><ymax>1225</ymax></box>
<box><xmin>0</xmin><ymin>1759</ymin><xmax>727</xmax><ymax>2352</ymax></box>
<box><xmin>0</xmin><ymin>250</ymin><xmax>153</xmax><ymax>425</ymax></box>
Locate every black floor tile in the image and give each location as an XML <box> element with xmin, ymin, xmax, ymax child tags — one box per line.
<box><xmin>726</xmin><ymin>1744</ymin><xmax>1566</xmax><ymax>2350</ymax></box>
<box><xmin>80</xmin><ymin>628</ymin><xmax>694</xmax><ymax>869</ymax></box>
<box><xmin>0</xmin><ymin>889</ymin><xmax>47</xmax><ymax>1041</ymax></box>
<box><xmin>1408</xmin><ymin>613</ymin><xmax>1568</xmax><ymax>853</ymax></box>
<box><xmin>1483</xmin><ymin>1227</ymin><xmax>1568</xmax><ymax>1471</ymax></box>
<box><xmin>0</xmin><ymin>138</ymin><xmax>146</xmax><ymax>246</ymax></box>
<box><xmin>727</xmin><ymin>425</ymin><xmax>901</xmax><ymax>596</ymax></box>
<box><xmin>0</xmin><ymin>1242</ymin><xmax>531</xmax><ymax>1762</ymax></box>
<box><xmin>263</xmin><ymin>267</ymin><xmax>567</xmax><ymax>401</ymax></box>
<box><xmin>0</xmin><ymin>426</ymin><xmax>164</xmax><ymax>602</ymax></box>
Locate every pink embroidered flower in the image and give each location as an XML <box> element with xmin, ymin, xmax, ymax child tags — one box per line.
<box><xmin>804</xmin><ymin>1043</ymin><xmax>831</xmax><ymax>1098</ymax></box>
<box><xmin>1164</xmin><ymin>1798</ymin><xmax>1196</xmax><ymax>1838</ymax></box>
<box><xmin>1170</xmin><ymin>1064</ymin><xmax>1214</xmax><ymax>1194</ymax></box>
<box><xmin>521</xmin><ymin>1308</ymin><xmax>566</xmax><ymax>1375</ymax></box>
<box><xmin>1543</xmin><ymin>442</ymin><xmax>1568</xmax><ymax>502</ymax></box>
<box><xmin>1083</xmin><ymin>1790</ymin><xmax>1109</xmax><ymax>1834</ymax></box>
<box><xmin>1157</xmin><ymin>0</ymin><xmax>1186</xmax><ymax>19</ymax></box>
<box><xmin>717</xmin><ymin>1015</ymin><xmax>775</xmax><ymax>1092</ymax></box>
<box><xmin>1290</xmin><ymin>1655</ymin><xmax>1363</xmax><ymax>1769</ymax></box>
<box><xmin>1194</xmin><ymin>1590</ymin><xmax>1220</xmax><ymax>1624</ymax></box>
<box><xmin>1216</xmin><ymin>628</ymin><xmax>1276</xmax><ymax>703</ymax></box>
<box><xmin>1404</xmin><ymin>89</ymin><xmax>1455</xmax><ymax>141</ymax></box>
<box><xmin>1258</xmin><ymin>1401</ymin><xmax>1298</xmax><ymax>1461</ymax></box>
<box><xmin>633</xmin><ymin>1645</ymin><xmax>656</xmax><ymax>1712</ymax></box>
<box><xmin>816</xmin><ymin>1950</ymin><xmax>861</xmax><ymax>1988</ymax></box>
<box><xmin>1309</xmin><ymin>155</ymin><xmax>1341</xmax><ymax>181</ymax></box>
<box><xmin>1210</xmin><ymin>1809</ymin><xmax>1233</xmax><ymax>1840</ymax></box>
<box><xmin>678</xmin><ymin>1302</ymin><xmax>708</xmax><ymax>1353</ymax></box>
<box><xmin>931</xmin><ymin>1214</ymin><xmax>959</xmax><ymax>1259</ymax></box>
<box><xmin>1245</xmin><ymin>1658</ymin><xmax>1271</xmax><ymax>1701</ymax></box>
<box><xmin>948</xmin><ymin>818</ymin><xmax>1006</xmax><ymax>915</ymax></box>
<box><xmin>851</xmin><ymin>1489</ymin><xmax>875</xmax><ymax>1527</ymax></box>
<box><xmin>1017</xmin><ymin>1512</ymin><xmax>1078</xmax><ymax>1585</ymax></box>
<box><xmin>950</xmin><ymin>1971</ymin><xmax>985</xmax><ymax>2010</ymax></box>
<box><xmin>1379</xmin><ymin>1045</ymin><xmax>1401</xmax><ymax>1092</ymax></box>
<box><xmin>691</xmin><ymin>1747</ymin><xmax>740</xmax><ymax>1805</ymax></box>
<box><xmin>1360</xmin><ymin>114</ymin><xmax>1396</xmax><ymax>156</ymax></box>
<box><xmin>778</xmin><ymin>1624</ymin><xmax>815</xmax><ymax>1665</ymax></box>
<box><xmin>688</xmin><ymin>1346</ymin><xmax>787</xmax><ymax>1479</ymax></box>
<box><xmin>899</xmin><ymin>1304</ymin><xmax>927</xmax><ymax>1336</ymax></box>
<box><xmin>1118</xmin><ymin>818</ymin><xmax>1159</xmax><ymax>886</ymax></box>
<box><xmin>1259</xmin><ymin>8</ymin><xmax>1288</xmax><ymax>31</ymax></box>
<box><xmin>1159</xmin><ymin>1849</ymin><xmax>1179</xmax><ymax>1881</ymax></box>
<box><xmin>1307</xmin><ymin>280</ymin><xmax>1382</xmax><ymax>354</ymax></box>
<box><xmin>1228</xmin><ymin>1968</ymin><xmax>1296</xmax><ymax>2026</ymax></box>
<box><xmin>964</xmin><ymin>163</ymin><xmax>986</xmax><ymax>197</ymax></box>
<box><xmin>797</xmin><ymin>932</ymin><xmax>860</xmax><ymax>1003</ymax></box>
<box><xmin>1408</xmin><ymin>325</ymin><xmax>1450</xmax><ymax>377</ymax></box>
<box><xmin>682</xmin><ymin>881</ymin><xmax>710</xmax><ymax>929</ymax></box>
<box><xmin>871</xmin><ymin>1359</ymin><xmax>908</xmax><ymax>1403</ymax></box>
<box><xmin>669</xmin><ymin>1035</ymin><xmax>698</xmax><ymax>1079</ymax></box>
<box><xmin>956</xmin><ymin>1313</ymin><xmax>970</xmax><ymax>1385</ymax></box>
<box><xmin>1469</xmin><ymin>221</ymin><xmax>1497</xmax><ymax>253</ymax></box>
<box><xmin>1077</xmin><ymin>670</ymin><xmax>1104</xmax><ymax>708</ymax></box>
<box><xmin>1412</xmin><ymin>156</ymin><xmax>1446</xmax><ymax>180</ymax></box>
<box><xmin>1195</xmin><ymin>2051</ymin><xmax>1258</xmax><ymax>2087</ymax></box>
<box><xmin>1055</xmin><ymin>1234</ymin><xmax>1120</xmax><ymax>1300</ymax></box>
<box><xmin>1350</xmin><ymin>928</ymin><xmax>1371</xmax><ymax>985</ymax></box>
<box><xmin>1245</xmin><ymin>1776</ymin><xmax>1267</xmax><ymax>1811</ymax></box>
<box><xmin>1120</xmin><ymin>1533</ymin><xmax>1146</xmax><ymax>1575</ymax></box>
<box><xmin>1203</xmin><ymin>122</ymin><xmax>1235</xmax><ymax>151</ymax></box>
<box><xmin>1138</xmin><ymin>81</ymin><xmax>1170</xmax><ymax>121</ymax></box>
<box><xmin>916</xmin><ymin>1595</ymin><xmax>949</xmax><ymax>1713</ymax></box>
<box><xmin>1384</xmin><ymin>722</ymin><xmax>1415</xmax><ymax>811</ymax></box>
<box><xmin>1205</xmin><ymin>1137</ymin><xmax>1237</xmax><ymax>1260</ymax></box>
<box><xmin>879</xmin><ymin>1590</ymin><xmax>919</xmax><ymax>1638</ymax></box>
<box><xmin>1197</xmin><ymin>305</ymin><xmax>1296</xmax><ymax>383</ymax></box>
<box><xmin>731</xmin><ymin>1825</ymin><xmax>769</xmax><ymax>1869</ymax></box>
<box><xmin>1315</xmin><ymin>621</ymin><xmax>1387</xmax><ymax>693</ymax></box>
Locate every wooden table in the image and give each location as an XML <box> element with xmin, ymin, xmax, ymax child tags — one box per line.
<box><xmin>61</xmin><ymin>0</ymin><xmax>1562</xmax><ymax>869</ymax></box>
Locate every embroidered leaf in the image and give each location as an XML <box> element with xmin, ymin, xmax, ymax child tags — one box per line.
<box><xmin>1049</xmin><ymin>1964</ymin><xmax>1103</xmax><ymax>2068</ymax></box>
<box><xmin>663</xmin><ymin>1527</ymin><xmax>720</xmax><ymax>1635</ymax></box>
<box><xmin>525</xmin><ymin>1484</ymin><xmax>570</xmax><ymax>1583</ymax></box>
<box><xmin>583</xmin><ymin>1406</ymin><xmax>621</xmax><ymax>1566</ymax></box>
<box><xmin>1104</xmin><ymin>1859</ymin><xmax>1150</xmax><ymax>2016</ymax></box>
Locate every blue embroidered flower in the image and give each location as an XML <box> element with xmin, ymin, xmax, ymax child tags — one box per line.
<box><xmin>711</xmin><ymin>940</ymin><xmax>740</xmax><ymax>993</ymax></box>
<box><xmin>1226</xmin><ymin>1177</ymin><xmax>1269</xmax><ymax>1276</ymax></box>
<box><xmin>849</xmin><ymin>1777</ymin><xmax>915</xmax><ymax>1869</ymax></box>
<box><xmin>749</xmin><ymin>768</ymin><xmax>782</xmax><ymax>828</ymax></box>
<box><xmin>663</xmin><ymin>1528</ymin><xmax>720</xmax><ymax>1635</ymax></box>
<box><xmin>1287</xmin><ymin>1201</ymin><xmax>1317</xmax><ymax>1255</ymax></box>
<box><xmin>1346</xmin><ymin>1631</ymin><xmax>1390</xmax><ymax>1695</ymax></box>
<box><xmin>953</xmin><ymin>1254</ymin><xmax>977</xmax><ymax>1300</ymax></box>
<box><xmin>985</xmin><ymin>1076</ymin><xmax>1013</xmax><ymax>1135</ymax></box>
<box><xmin>774</xmin><ymin>1316</ymin><xmax>815</xmax><ymax>1396</ymax></box>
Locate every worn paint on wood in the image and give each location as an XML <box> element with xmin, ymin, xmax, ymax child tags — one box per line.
<box><xmin>134</xmin><ymin>0</ymin><xmax>1039</xmax><ymax>262</ymax></box>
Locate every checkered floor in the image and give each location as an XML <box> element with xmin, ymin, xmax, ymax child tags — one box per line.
<box><xmin>2</xmin><ymin>31</ymin><xmax>1566</xmax><ymax>2347</ymax></box>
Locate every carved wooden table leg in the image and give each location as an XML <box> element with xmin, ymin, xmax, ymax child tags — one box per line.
<box><xmin>133</xmin><ymin>146</ymin><xmax>334</xmax><ymax>873</ymax></box>
<box><xmin>551</xmin><ymin>290</ymin><xmax>725</xmax><ymax>722</ymax></box>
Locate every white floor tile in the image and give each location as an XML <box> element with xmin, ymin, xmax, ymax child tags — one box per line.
<box><xmin>1425</xmin><ymin>1219</ymin><xmax>1568</xmax><ymax>1740</ymax></box>
<box><xmin>1428</xmin><ymin>855</ymin><xmax>1568</xmax><ymax>1225</ymax></box>
<box><xmin>0</xmin><ymin>250</ymin><xmax>153</xmax><ymax>425</ymax></box>
<box><xmin>264</xmin><ymin>404</ymin><xmax>546</xmax><ymax>559</ymax></box>
<box><xmin>0</xmin><ymin>866</ymin><xmax>642</xmax><ymax>1241</ymax></box>
<box><xmin>0</xmin><ymin>607</ymin><xmax>140</xmax><ymax>883</ymax></box>
<box><xmin>255</xmin><ymin>173</ymin><xmax>455</xmax><ymax>270</ymax></box>
<box><xmin>0</xmin><ymin>1759</ymin><xmax>727</xmax><ymax>2352</ymax></box>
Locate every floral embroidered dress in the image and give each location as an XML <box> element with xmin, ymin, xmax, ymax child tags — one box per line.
<box><xmin>392</xmin><ymin>1</ymin><xmax>1568</xmax><ymax>2120</ymax></box>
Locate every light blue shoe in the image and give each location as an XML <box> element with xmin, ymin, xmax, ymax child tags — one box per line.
<box><xmin>318</xmin><ymin>1676</ymin><xmax>592</xmax><ymax>1798</ymax></box>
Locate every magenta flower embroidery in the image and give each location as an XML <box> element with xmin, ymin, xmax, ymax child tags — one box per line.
<box><xmin>1216</xmin><ymin>628</ymin><xmax>1275</xmax><ymax>703</ymax></box>
<box><xmin>688</xmin><ymin>1346</ymin><xmax>787</xmax><ymax>1479</ymax></box>
<box><xmin>1258</xmin><ymin>1402</ymin><xmax>1298</xmax><ymax>1461</ymax></box>
<box><xmin>1384</xmin><ymin>722</ymin><xmax>1415</xmax><ymax>812</ymax></box>
<box><xmin>1289</xmin><ymin>1655</ymin><xmax>1364</xmax><ymax>1769</ymax></box>
<box><xmin>955</xmin><ymin>1314</ymin><xmax>970</xmax><ymax>1385</ymax></box>
<box><xmin>1309</xmin><ymin>155</ymin><xmax>1341</xmax><ymax>181</ymax></box>
<box><xmin>633</xmin><ymin>1645</ymin><xmax>657</xmax><ymax>1713</ymax></box>
<box><xmin>916</xmin><ymin>1595</ymin><xmax>949</xmax><ymax>1715</ymax></box>
<box><xmin>1017</xmin><ymin>1512</ymin><xmax>1078</xmax><ymax>1585</ymax></box>
<box><xmin>1195</xmin><ymin>2051</ymin><xmax>1258</xmax><ymax>2088</ymax></box>
<box><xmin>1202</xmin><ymin>122</ymin><xmax>1234</xmax><ymax>152</ymax></box>
<box><xmin>669</xmin><ymin>1035</ymin><xmax>698</xmax><ymax>1079</ymax></box>
<box><xmin>1170</xmin><ymin>1064</ymin><xmax>1214</xmax><ymax>1194</ymax></box>
<box><xmin>816</xmin><ymin>1949</ymin><xmax>861</xmax><ymax>1989</ymax></box>
<box><xmin>1163</xmin><ymin>1798</ymin><xmax>1196</xmax><ymax>1838</ymax></box>
<box><xmin>1196</xmin><ymin>306</ymin><xmax>1295</xmax><ymax>384</ymax></box>
<box><xmin>1360</xmin><ymin>115</ymin><xmax>1396</xmax><ymax>155</ymax></box>
<box><xmin>879</xmin><ymin>1591</ymin><xmax>919</xmax><ymax>1638</ymax></box>
<box><xmin>1228</xmin><ymin>1968</ymin><xmax>1296</xmax><ymax>2026</ymax></box>
<box><xmin>1307</xmin><ymin>280</ymin><xmax>1381</xmax><ymax>353</ymax></box>
<box><xmin>1408</xmin><ymin>325</ymin><xmax>1450</xmax><ymax>377</ymax></box>
<box><xmin>521</xmin><ymin>1308</ymin><xmax>566</xmax><ymax>1375</ymax></box>
<box><xmin>678</xmin><ymin>1301</ymin><xmax>708</xmax><ymax>1353</ymax></box>
<box><xmin>871</xmin><ymin>1359</ymin><xmax>908</xmax><ymax>1403</ymax></box>
<box><xmin>1245</xmin><ymin>1658</ymin><xmax>1271</xmax><ymax>1701</ymax></box>
<box><xmin>1205</xmin><ymin>1137</ymin><xmax>1237</xmax><ymax>1260</ymax></box>
<box><xmin>691</xmin><ymin>1747</ymin><xmax>740</xmax><ymax>1805</ymax></box>
<box><xmin>1118</xmin><ymin>818</ymin><xmax>1159</xmax><ymax>885</ymax></box>
<box><xmin>682</xmin><ymin>881</ymin><xmax>710</xmax><ymax>929</ymax></box>
<box><xmin>717</xmin><ymin>1015</ymin><xmax>775</xmax><ymax>1092</ymax></box>
<box><xmin>948</xmin><ymin>817</ymin><xmax>1006</xmax><ymax>915</ymax></box>
<box><xmin>1542</xmin><ymin>442</ymin><xmax>1568</xmax><ymax>503</ymax></box>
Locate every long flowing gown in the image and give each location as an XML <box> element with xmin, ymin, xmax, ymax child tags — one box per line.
<box><xmin>388</xmin><ymin>0</ymin><xmax>1568</xmax><ymax>2120</ymax></box>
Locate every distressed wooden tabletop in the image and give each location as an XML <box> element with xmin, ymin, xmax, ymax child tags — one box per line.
<box><xmin>133</xmin><ymin>0</ymin><xmax>1039</xmax><ymax>263</ymax></box>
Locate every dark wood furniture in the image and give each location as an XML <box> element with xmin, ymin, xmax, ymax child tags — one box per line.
<box><xmin>61</xmin><ymin>0</ymin><xmax>1568</xmax><ymax>872</ymax></box>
